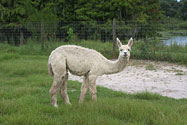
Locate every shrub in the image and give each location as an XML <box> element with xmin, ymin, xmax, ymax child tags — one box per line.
<box><xmin>67</xmin><ymin>28</ymin><xmax>78</xmax><ymax>42</ymax></box>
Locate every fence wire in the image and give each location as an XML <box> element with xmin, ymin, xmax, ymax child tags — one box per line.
<box><xmin>0</xmin><ymin>21</ymin><xmax>186</xmax><ymax>45</ymax></box>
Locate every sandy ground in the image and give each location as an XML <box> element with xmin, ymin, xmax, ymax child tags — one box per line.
<box><xmin>69</xmin><ymin>59</ymin><xmax>187</xmax><ymax>99</ymax></box>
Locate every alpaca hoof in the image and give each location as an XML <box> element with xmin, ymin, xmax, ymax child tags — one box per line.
<box><xmin>53</xmin><ymin>103</ymin><xmax>58</xmax><ymax>108</ymax></box>
<box><xmin>65</xmin><ymin>102</ymin><xmax>72</xmax><ymax>105</ymax></box>
<box><xmin>79</xmin><ymin>100</ymin><xmax>84</xmax><ymax>104</ymax></box>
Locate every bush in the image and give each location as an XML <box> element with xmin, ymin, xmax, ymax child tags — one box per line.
<box><xmin>179</xmin><ymin>21</ymin><xmax>187</xmax><ymax>29</ymax></box>
<box><xmin>67</xmin><ymin>28</ymin><xmax>79</xmax><ymax>42</ymax></box>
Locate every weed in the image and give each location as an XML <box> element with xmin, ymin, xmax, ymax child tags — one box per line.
<box><xmin>175</xmin><ymin>72</ymin><xmax>185</xmax><ymax>75</ymax></box>
<box><xmin>146</xmin><ymin>64</ymin><xmax>157</xmax><ymax>71</ymax></box>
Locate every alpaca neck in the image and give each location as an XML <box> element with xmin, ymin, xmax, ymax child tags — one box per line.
<box><xmin>104</xmin><ymin>56</ymin><xmax>129</xmax><ymax>75</ymax></box>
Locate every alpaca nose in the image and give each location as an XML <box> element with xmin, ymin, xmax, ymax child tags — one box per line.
<box><xmin>124</xmin><ymin>52</ymin><xmax>127</xmax><ymax>56</ymax></box>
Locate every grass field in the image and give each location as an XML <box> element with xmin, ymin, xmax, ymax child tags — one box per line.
<box><xmin>0</xmin><ymin>43</ymin><xmax>187</xmax><ymax>125</ymax></box>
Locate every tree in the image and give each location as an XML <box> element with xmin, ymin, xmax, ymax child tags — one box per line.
<box><xmin>180</xmin><ymin>0</ymin><xmax>187</xmax><ymax>20</ymax></box>
<box><xmin>160</xmin><ymin>0</ymin><xmax>180</xmax><ymax>18</ymax></box>
<box><xmin>0</xmin><ymin>0</ymin><xmax>163</xmax><ymax>44</ymax></box>
<box><xmin>0</xmin><ymin>0</ymin><xmax>58</xmax><ymax>46</ymax></box>
<box><xmin>0</xmin><ymin>0</ymin><xmax>28</xmax><ymax>45</ymax></box>
<box><xmin>27</xmin><ymin>0</ymin><xmax>58</xmax><ymax>49</ymax></box>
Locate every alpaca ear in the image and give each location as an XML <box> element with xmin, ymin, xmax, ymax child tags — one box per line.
<box><xmin>128</xmin><ymin>37</ymin><xmax>133</xmax><ymax>48</ymax></box>
<box><xmin>116</xmin><ymin>37</ymin><xmax>122</xmax><ymax>48</ymax></box>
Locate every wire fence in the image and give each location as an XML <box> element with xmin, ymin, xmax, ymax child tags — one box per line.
<box><xmin>0</xmin><ymin>21</ymin><xmax>187</xmax><ymax>45</ymax></box>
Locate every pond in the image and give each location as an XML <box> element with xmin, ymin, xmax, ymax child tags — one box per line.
<box><xmin>163</xmin><ymin>36</ymin><xmax>187</xmax><ymax>46</ymax></box>
<box><xmin>164</xmin><ymin>36</ymin><xmax>187</xmax><ymax>46</ymax></box>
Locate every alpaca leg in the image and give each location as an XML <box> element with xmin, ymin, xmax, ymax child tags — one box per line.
<box><xmin>79</xmin><ymin>74</ymin><xmax>89</xmax><ymax>103</ymax></box>
<box><xmin>49</xmin><ymin>75</ymin><xmax>62</xmax><ymax>108</ymax></box>
<box><xmin>49</xmin><ymin>59</ymin><xmax>67</xmax><ymax>108</ymax></box>
<box><xmin>60</xmin><ymin>73</ymin><xmax>71</xmax><ymax>105</ymax></box>
<box><xmin>89</xmin><ymin>76</ymin><xmax>97</xmax><ymax>101</ymax></box>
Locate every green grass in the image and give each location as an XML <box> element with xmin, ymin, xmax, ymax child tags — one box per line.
<box><xmin>175</xmin><ymin>72</ymin><xmax>185</xmax><ymax>76</ymax></box>
<box><xmin>145</xmin><ymin>64</ymin><xmax>157</xmax><ymax>71</ymax></box>
<box><xmin>1</xmin><ymin>38</ymin><xmax>187</xmax><ymax>65</ymax></box>
<box><xmin>0</xmin><ymin>40</ymin><xmax>117</xmax><ymax>59</ymax></box>
<box><xmin>0</xmin><ymin>42</ymin><xmax>187</xmax><ymax>124</ymax></box>
<box><xmin>131</xmin><ymin>39</ymin><xmax>187</xmax><ymax>65</ymax></box>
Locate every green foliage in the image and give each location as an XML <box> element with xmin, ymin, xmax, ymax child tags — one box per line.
<box><xmin>124</xmin><ymin>38</ymin><xmax>187</xmax><ymax>65</ymax></box>
<box><xmin>146</xmin><ymin>64</ymin><xmax>157</xmax><ymax>71</ymax></box>
<box><xmin>180</xmin><ymin>0</ymin><xmax>187</xmax><ymax>20</ymax></box>
<box><xmin>179</xmin><ymin>21</ymin><xmax>187</xmax><ymax>29</ymax></box>
<box><xmin>0</xmin><ymin>0</ymin><xmax>58</xmax><ymax>46</ymax></box>
<box><xmin>160</xmin><ymin>0</ymin><xmax>180</xmax><ymax>18</ymax></box>
<box><xmin>0</xmin><ymin>0</ymin><xmax>163</xmax><ymax>44</ymax></box>
<box><xmin>134</xmin><ymin>92</ymin><xmax>162</xmax><ymax>100</ymax></box>
<box><xmin>1</xmin><ymin>0</ymin><xmax>187</xmax><ymax>46</ymax></box>
<box><xmin>1</xmin><ymin>37</ymin><xmax>187</xmax><ymax>65</ymax></box>
<box><xmin>160</xmin><ymin>0</ymin><xmax>187</xmax><ymax>21</ymax></box>
<box><xmin>67</xmin><ymin>28</ymin><xmax>78</xmax><ymax>42</ymax></box>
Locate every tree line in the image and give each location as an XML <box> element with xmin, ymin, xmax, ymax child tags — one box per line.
<box><xmin>0</xmin><ymin>0</ymin><xmax>186</xmax><ymax>45</ymax></box>
<box><xmin>160</xmin><ymin>0</ymin><xmax>187</xmax><ymax>20</ymax></box>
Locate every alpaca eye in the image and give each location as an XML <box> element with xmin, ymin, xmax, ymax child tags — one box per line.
<box><xmin>120</xmin><ymin>49</ymin><xmax>123</xmax><ymax>51</ymax></box>
<box><xmin>128</xmin><ymin>49</ymin><xmax>130</xmax><ymax>51</ymax></box>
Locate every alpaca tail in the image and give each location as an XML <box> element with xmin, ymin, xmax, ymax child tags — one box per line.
<box><xmin>48</xmin><ymin>63</ymin><xmax>54</xmax><ymax>77</ymax></box>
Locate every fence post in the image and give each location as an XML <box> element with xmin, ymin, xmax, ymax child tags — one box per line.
<box><xmin>20</xmin><ymin>30</ymin><xmax>24</xmax><ymax>45</ymax></box>
<box><xmin>41</xmin><ymin>20</ymin><xmax>44</xmax><ymax>50</ymax></box>
<box><xmin>112</xmin><ymin>18</ymin><xmax>116</xmax><ymax>56</ymax></box>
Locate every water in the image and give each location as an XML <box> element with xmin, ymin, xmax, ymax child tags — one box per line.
<box><xmin>164</xmin><ymin>36</ymin><xmax>187</xmax><ymax>46</ymax></box>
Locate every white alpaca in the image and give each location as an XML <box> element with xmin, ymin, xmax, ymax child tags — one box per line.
<box><xmin>48</xmin><ymin>38</ymin><xmax>133</xmax><ymax>107</ymax></box>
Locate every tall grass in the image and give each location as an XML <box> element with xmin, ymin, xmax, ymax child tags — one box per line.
<box><xmin>0</xmin><ymin>40</ymin><xmax>117</xmax><ymax>58</ymax></box>
<box><xmin>1</xmin><ymin>38</ymin><xmax>187</xmax><ymax>65</ymax></box>
<box><xmin>0</xmin><ymin>41</ymin><xmax>187</xmax><ymax>124</ymax></box>
<box><xmin>130</xmin><ymin>39</ymin><xmax>187</xmax><ymax>65</ymax></box>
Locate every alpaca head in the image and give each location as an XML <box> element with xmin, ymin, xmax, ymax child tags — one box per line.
<box><xmin>117</xmin><ymin>37</ymin><xmax>133</xmax><ymax>59</ymax></box>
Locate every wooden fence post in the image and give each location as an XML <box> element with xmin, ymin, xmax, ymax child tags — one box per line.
<box><xmin>41</xmin><ymin>20</ymin><xmax>44</xmax><ymax>50</ymax></box>
<box><xmin>112</xmin><ymin>18</ymin><xmax>116</xmax><ymax>56</ymax></box>
<box><xmin>20</xmin><ymin>30</ymin><xmax>24</xmax><ymax>45</ymax></box>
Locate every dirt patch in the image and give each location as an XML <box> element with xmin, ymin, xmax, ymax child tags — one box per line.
<box><xmin>69</xmin><ymin>59</ymin><xmax>187</xmax><ymax>99</ymax></box>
